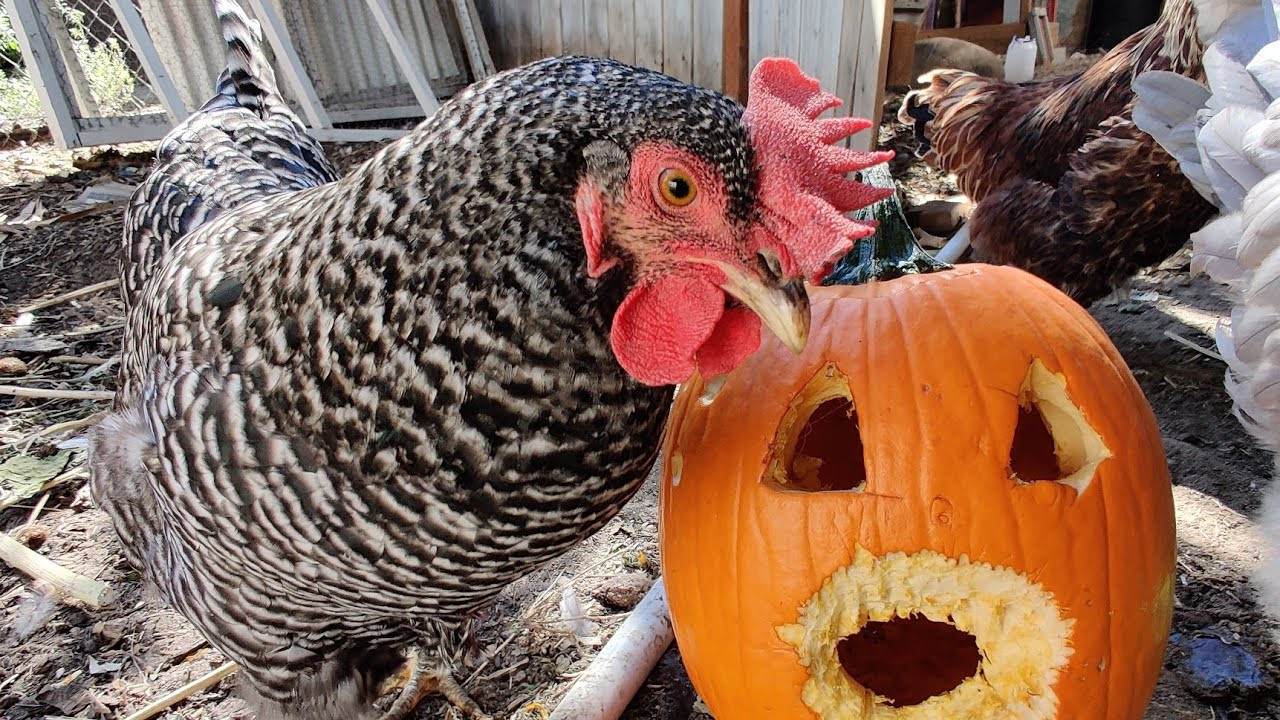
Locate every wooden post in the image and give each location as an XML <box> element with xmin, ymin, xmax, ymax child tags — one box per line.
<box><xmin>886</xmin><ymin>20</ymin><xmax>919</xmax><ymax>87</ymax></box>
<box><xmin>450</xmin><ymin>0</ymin><xmax>496</xmax><ymax>79</ymax></box>
<box><xmin>365</xmin><ymin>0</ymin><xmax>441</xmax><ymax>116</ymax></box>
<box><xmin>109</xmin><ymin>0</ymin><xmax>190</xmax><ymax>123</ymax></box>
<box><xmin>5</xmin><ymin>0</ymin><xmax>80</xmax><ymax>147</ymax></box>
<box><xmin>722</xmin><ymin>0</ymin><xmax>749</xmax><ymax>103</ymax></box>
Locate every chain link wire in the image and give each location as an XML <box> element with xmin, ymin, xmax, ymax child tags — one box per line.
<box><xmin>1</xmin><ymin>0</ymin><xmax>161</xmax><ymax>146</ymax></box>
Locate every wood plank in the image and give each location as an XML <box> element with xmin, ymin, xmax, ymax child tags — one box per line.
<box><xmin>662</xmin><ymin>0</ymin><xmax>693</xmax><ymax>82</ymax></box>
<box><xmin>245</xmin><ymin>0</ymin><xmax>333</xmax><ymax>128</ymax></box>
<box><xmin>867</xmin><ymin>0</ymin><xmax>893</xmax><ymax>146</ymax></box>
<box><xmin>364</xmin><ymin>0</ymin><xmax>441</xmax><ymax>116</ymax></box>
<box><xmin>607</xmin><ymin>0</ymin><xmax>636</xmax><ymax>66</ymax></box>
<box><xmin>834</xmin><ymin>0</ymin><xmax>865</xmax><ymax>147</ymax></box>
<box><xmin>5</xmin><ymin>0</ymin><xmax>80</xmax><ymax>147</ymax></box>
<box><xmin>886</xmin><ymin>20</ymin><xmax>918</xmax><ymax>86</ymax></box>
<box><xmin>452</xmin><ymin>0</ymin><xmax>497</xmax><ymax>77</ymax></box>
<box><xmin>850</xmin><ymin>0</ymin><xmax>890</xmax><ymax>151</ymax></box>
<box><xmin>585</xmin><ymin>0</ymin><xmax>609</xmax><ymax>58</ymax></box>
<box><xmin>539</xmin><ymin>0</ymin><xmax>564</xmax><ymax>57</ymax></box>
<box><xmin>309</xmin><ymin>127</ymin><xmax>409</xmax><ymax>142</ymax></box>
<box><xmin>109</xmin><ymin>0</ymin><xmax>190</xmax><ymax>123</ymax></box>
<box><xmin>1004</xmin><ymin>0</ymin><xmax>1022</xmax><ymax>23</ymax></box>
<box><xmin>721</xmin><ymin>0</ymin><xmax>747</xmax><ymax>100</ymax></box>
<box><xmin>917</xmin><ymin>22</ymin><xmax>1025</xmax><ymax>53</ymax></box>
<box><xmin>44</xmin><ymin>4</ymin><xmax>98</xmax><ymax>116</ymax></box>
<box><xmin>634</xmin><ymin>0</ymin><xmax>663</xmax><ymax>71</ymax></box>
<box><xmin>775</xmin><ymin>0</ymin><xmax>801</xmax><ymax>61</ymax></box>
<box><xmin>560</xmin><ymin>0</ymin><xmax>587</xmax><ymax>55</ymax></box>
<box><xmin>691</xmin><ymin>0</ymin><xmax>721</xmax><ymax>89</ymax></box>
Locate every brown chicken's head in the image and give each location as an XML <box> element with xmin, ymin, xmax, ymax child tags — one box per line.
<box><xmin>578</xmin><ymin>59</ymin><xmax>893</xmax><ymax>386</ymax></box>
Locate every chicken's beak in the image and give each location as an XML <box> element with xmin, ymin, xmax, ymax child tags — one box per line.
<box><xmin>714</xmin><ymin>256</ymin><xmax>810</xmax><ymax>354</ymax></box>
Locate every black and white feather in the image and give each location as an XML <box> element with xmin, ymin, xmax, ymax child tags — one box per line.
<box><xmin>90</xmin><ymin>1</ymin><xmax>762</xmax><ymax>718</ymax></box>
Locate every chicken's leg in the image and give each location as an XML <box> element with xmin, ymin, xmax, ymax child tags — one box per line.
<box><xmin>378</xmin><ymin>647</ymin><xmax>491</xmax><ymax>720</ymax></box>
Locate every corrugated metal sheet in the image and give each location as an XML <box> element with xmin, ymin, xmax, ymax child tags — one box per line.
<box><xmin>138</xmin><ymin>0</ymin><xmax>476</xmax><ymax>121</ymax></box>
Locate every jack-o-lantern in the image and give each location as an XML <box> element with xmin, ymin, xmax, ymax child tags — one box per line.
<box><xmin>658</xmin><ymin>175</ymin><xmax>1176</xmax><ymax>719</ymax></box>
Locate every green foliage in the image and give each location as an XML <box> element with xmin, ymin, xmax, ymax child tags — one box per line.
<box><xmin>0</xmin><ymin>3</ymin><xmax>138</xmax><ymax>126</ymax></box>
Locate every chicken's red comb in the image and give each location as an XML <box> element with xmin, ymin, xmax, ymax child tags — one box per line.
<box><xmin>743</xmin><ymin>58</ymin><xmax>895</xmax><ymax>282</ymax></box>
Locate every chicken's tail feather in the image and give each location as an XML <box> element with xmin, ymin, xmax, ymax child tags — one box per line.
<box><xmin>209</xmin><ymin>0</ymin><xmax>278</xmax><ymax>114</ymax></box>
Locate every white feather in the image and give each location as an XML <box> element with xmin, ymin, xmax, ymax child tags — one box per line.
<box><xmin>1132</xmin><ymin>71</ymin><xmax>1217</xmax><ymax>201</ymax></box>
<box><xmin>1238</xmin><ymin>172</ymin><xmax>1280</xmax><ymax>267</ymax></box>
<box><xmin>1243</xmin><ymin>118</ymin><xmax>1280</xmax><ymax>173</ymax></box>
<box><xmin>1199</xmin><ymin>105</ymin><xmax>1269</xmax><ymax>211</ymax></box>
<box><xmin>1249</xmin><ymin>41</ymin><xmax>1280</xmax><ymax>99</ymax></box>
<box><xmin>1204</xmin><ymin>26</ymin><xmax>1269</xmax><ymax>114</ymax></box>
<box><xmin>1191</xmin><ymin>212</ymin><xmax>1245</xmax><ymax>282</ymax></box>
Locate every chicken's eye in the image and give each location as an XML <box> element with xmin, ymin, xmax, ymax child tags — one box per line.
<box><xmin>657</xmin><ymin>168</ymin><xmax>698</xmax><ymax>208</ymax></box>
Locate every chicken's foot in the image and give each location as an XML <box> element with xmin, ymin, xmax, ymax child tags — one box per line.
<box><xmin>378</xmin><ymin>647</ymin><xmax>491</xmax><ymax>720</ymax></box>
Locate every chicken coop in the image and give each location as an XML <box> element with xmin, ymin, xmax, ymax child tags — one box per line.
<box><xmin>0</xmin><ymin>0</ymin><xmax>494</xmax><ymax>148</ymax></box>
<box><xmin>3</xmin><ymin>0</ymin><xmax>896</xmax><ymax>152</ymax></box>
<box><xmin>475</xmin><ymin>0</ymin><xmax>894</xmax><ymax>151</ymax></box>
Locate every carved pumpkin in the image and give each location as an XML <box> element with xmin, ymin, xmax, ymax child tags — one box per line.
<box><xmin>658</xmin><ymin>173</ymin><xmax>1176</xmax><ymax>719</ymax></box>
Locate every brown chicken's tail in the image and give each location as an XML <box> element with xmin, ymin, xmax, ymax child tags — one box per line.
<box><xmin>897</xmin><ymin>70</ymin><xmax>993</xmax><ymax>157</ymax></box>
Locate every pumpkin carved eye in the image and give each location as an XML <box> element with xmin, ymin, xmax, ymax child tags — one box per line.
<box><xmin>1009</xmin><ymin>359</ymin><xmax>1112</xmax><ymax>494</ymax></box>
<box><xmin>766</xmin><ymin>363</ymin><xmax>867</xmax><ymax>492</ymax></box>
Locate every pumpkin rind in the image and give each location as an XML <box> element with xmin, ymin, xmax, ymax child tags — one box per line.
<box><xmin>659</xmin><ymin>265</ymin><xmax>1176</xmax><ymax>720</ymax></box>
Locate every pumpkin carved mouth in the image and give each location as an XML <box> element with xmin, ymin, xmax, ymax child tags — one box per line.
<box><xmin>836</xmin><ymin>614</ymin><xmax>981</xmax><ymax>707</ymax></box>
<box><xmin>776</xmin><ymin>547</ymin><xmax>1074</xmax><ymax>719</ymax></box>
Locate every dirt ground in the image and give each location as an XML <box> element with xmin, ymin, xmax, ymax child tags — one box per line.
<box><xmin>2</xmin><ymin>62</ymin><xmax>1280</xmax><ymax>720</ymax></box>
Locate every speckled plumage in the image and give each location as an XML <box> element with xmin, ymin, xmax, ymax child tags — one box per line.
<box><xmin>899</xmin><ymin>0</ymin><xmax>1219</xmax><ymax>305</ymax></box>
<box><xmin>91</xmin><ymin>3</ymin><xmax>778</xmax><ymax>718</ymax></box>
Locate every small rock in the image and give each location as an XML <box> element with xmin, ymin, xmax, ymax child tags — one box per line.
<box><xmin>588</xmin><ymin>573</ymin><xmax>654</xmax><ymax>611</ymax></box>
<box><xmin>0</xmin><ymin>356</ymin><xmax>27</xmax><ymax>375</ymax></box>
<box><xmin>1172</xmin><ymin>633</ymin><xmax>1266</xmax><ymax>700</ymax></box>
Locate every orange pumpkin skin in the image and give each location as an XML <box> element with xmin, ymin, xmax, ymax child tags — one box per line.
<box><xmin>659</xmin><ymin>265</ymin><xmax>1176</xmax><ymax>720</ymax></box>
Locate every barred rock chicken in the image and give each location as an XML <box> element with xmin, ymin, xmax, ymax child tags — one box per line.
<box><xmin>897</xmin><ymin>0</ymin><xmax>1249</xmax><ymax>305</ymax></box>
<box><xmin>1133</xmin><ymin>0</ymin><xmax>1280</xmax><ymax>621</ymax></box>
<box><xmin>87</xmin><ymin>1</ymin><xmax>893</xmax><ymax>718</ymax></box>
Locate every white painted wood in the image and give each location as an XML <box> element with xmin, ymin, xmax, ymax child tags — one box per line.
<box><xmin>509</xmin><ymin>0</ymin><xmax>538</xmax><ymax>65</ymax></box>
<box><xmin>5</xmin><ymin>0</ymin><xmax>79</xmax><ymax>147</ymax></box>
<box><xmin>364</xmin><ymin>0</ymin><xmax>441</xmax><ymax>116</ymax></box>
<box><xmin>43</xmin><ymin>4</ymin><xmax>98</xmax><ymax>116</ymax></box>
<box><xmin>109</xmin><ymin>0</ymin><xmax>190</xmax><ymax>123</ymax></box>
<box><xmin>538</xmin><ymin>0</ymin><xmax>563</xmax><ymax>57</ymax></box>
<box><xmin>775</xmin><ymin>0</ymin><xmax>801</xmax><ymax>64</ymax></box>
<box><xmin>849</xmin><ymin>0</ymin><xmax>890</xmax><ymax>151</ymax></box>
<box><xmin>584</xmin><ymin>0</ymin><xmax>609</xmax><ymax>58</ymax></box>
<box><xmin>309</xmin><ymin>127</ymin><xmax>409</xmax><ymax>142</ymax></box>
<box><xmin>662</xmin><ymin>0</ymin><xmax>692</xmax><ymax>82</ymax></box>
<box><xmin>606</xmin><ymin>0</ymin><xmax>635</xmax><ymax>66</ymax></box>
<box><xmin>476</xmin><ymin>0</ymin><xmax>888</xmax><ymax>113</ymax></box>
<box><xmin>835</xmin><ymin>0</ymin><xmax>865</xmax><ymax>137</ymax></box>
<box><xmin>559</xmin><ymin>0</ymin><xmax>586</xmax><ymax>56</ymax></box>
<box><xmin>1004</xmin><ymin>0</ymin><xmax>1022</xmax><ymax>23</ymax></box>
<box><xmin>633</xmin><ymin>0</ymin><xmax>662</xmax><ymax>71</ymax></box>
<box><xmin>690</xmin><ymin>0</ymin><xmax>721</xmax><ymax>89</ymax></box>
<box><xmin>75</xmin><ymin>113</ymin><xmax>172</xmax><ymax>147</ymax></box>
<box><xmin>245</xmin><ymin>0</ymin><xmax>334</xmax><ymax>128</ymax></box>
<box><xmin>453</xmin><ymin>0</ymin><xmax>497</xmax><ymax>76</ymax></box>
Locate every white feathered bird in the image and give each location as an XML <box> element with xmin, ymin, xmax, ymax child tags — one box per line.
<box><xmin>1133</xmin><ymin>0</ymin><xmax>1280</xmax><ymax>621</ymax></box>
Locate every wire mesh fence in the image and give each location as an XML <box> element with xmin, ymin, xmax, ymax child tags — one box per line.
<box><xmin>1</xmin><ymin>0</ymin><xmax>164</xmax><ymax>146</ymax></box>
<box><xmin>0</xmin><ymin>7</ymin><xmax>44</xmax><ymax>143</ymax></box>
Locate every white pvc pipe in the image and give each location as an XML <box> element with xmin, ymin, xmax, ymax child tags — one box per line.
<box><xmin>935</xmin><ymin>223</ymin><xmax>972</xmax><ymax>265</ymax></box>
<box><xmin>549</xmin><ymin>578</ymin><xmax>675</xmax><ymax>720</ymax></box>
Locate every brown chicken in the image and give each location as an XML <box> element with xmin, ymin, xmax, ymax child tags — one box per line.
<box><xmin>898</xmin><ymin>0</ymin><xmax>1244</xmax><ymax>304</ymax></box>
